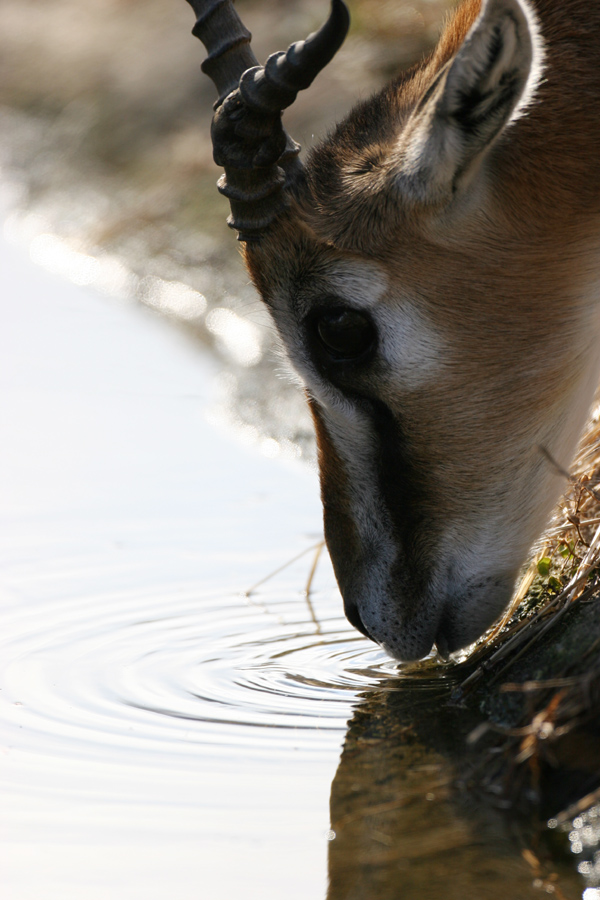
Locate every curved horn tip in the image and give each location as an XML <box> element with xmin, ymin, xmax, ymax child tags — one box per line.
<box><xmin>332</xmin><ymin>0</ymin><xmax>351</xmax><ymax>29</ymax></box>
<box><xmin>318</xmin><ymin>0</ymin><xmax>351</xmax><ymax>52</ymax></box>
<box><xmin>326</xmin><ymin>0</ymin><xmax>351</xmax><ymax>45</ymax></box>
<box><xmin>294</xmin><ymin>0</ymin><xmax>351</xmax><ymax>74</ymax></box>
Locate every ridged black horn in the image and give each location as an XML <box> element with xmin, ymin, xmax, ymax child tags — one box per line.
<box><xmin>186</xmin><ymin>0</ymin><xmax>259</xmax><ymax>107</ymax></box>
<box><xmin>186</xmin><ymin>1</ymin><xmax>350</xmax><ymax>242</ymax></box>
<box><xmin>238</xmin><ymin>0</ymin><xmax>351</xmax><ymax>114</ymax></box>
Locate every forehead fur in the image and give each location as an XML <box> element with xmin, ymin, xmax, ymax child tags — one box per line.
<box><xmin>243</xmin><ymin>216</ymin><xmax>334</xmax><ymax>304</ymax></box>
<box><xmin>302</xmin><ymin>0</ymin><xmax>482</xmax><ymax>251</ymax></box>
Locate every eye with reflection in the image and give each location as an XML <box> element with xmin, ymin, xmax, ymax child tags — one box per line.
<box><xmin>309</xmin><ymin>307</ymin><xmax>377</xmax><ymax>363</ymax></box>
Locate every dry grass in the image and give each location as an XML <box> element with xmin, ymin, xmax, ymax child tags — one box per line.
<box><xmin>450</xmin><ymin>405</ymin><xmax>600</xmax><ymax>823</ymax></box>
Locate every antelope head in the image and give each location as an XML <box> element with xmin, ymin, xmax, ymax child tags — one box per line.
<box><xmin>187</xmin><ymin>0</ymin><xmax>600</xmax><ymax>660</ymax></box>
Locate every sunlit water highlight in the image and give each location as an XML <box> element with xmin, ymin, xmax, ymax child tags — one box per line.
<box><xmin>2</xmin><ymin>209</ymin><xmax>598</xmax><ymax>900</ymax></box>
<box><xmin>0</xmin><ymin>227</ymin><xmax>402</xmax><ymax>899</ymax></box>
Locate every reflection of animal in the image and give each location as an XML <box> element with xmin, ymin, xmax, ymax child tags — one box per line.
<box><xmin>186</xmin><ymin>0</ymin><xmax>600</xmax><ymax>660</ymax></box>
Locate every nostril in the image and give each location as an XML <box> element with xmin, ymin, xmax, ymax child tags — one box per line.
<box><xmin>435</xmin><ymin>609</ymin><xmax>454</xmax><ymax>660</ymax></box>
<box><xmin>344</xmin><ymin>599</ymin><xmax>374</xmax><ymax>641</ymax></box>
<box><xmin>435</xmin><ymin>629</ymin><xmax>451</xmax><ymax>661</ymax></box>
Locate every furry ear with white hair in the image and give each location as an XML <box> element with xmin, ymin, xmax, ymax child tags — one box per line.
<box><xmin>395</xmin><ymin>0</ymin><xmax>544</xmax><ymax>204</ymax></box>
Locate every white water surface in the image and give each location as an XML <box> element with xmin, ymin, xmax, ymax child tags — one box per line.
<box><xmin>0</xmin><ymin>234</ymin><xmax>395</xmax><ymax>899</ymax></box>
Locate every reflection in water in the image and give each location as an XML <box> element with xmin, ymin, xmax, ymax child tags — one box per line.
<box><xmin>328</xmin><ymin>676</ymin><xmax>587</xmax><ymax>899</ymax></box>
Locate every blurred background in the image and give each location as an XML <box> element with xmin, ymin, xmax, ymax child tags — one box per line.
<box><xmin>0</xmin><ymin>0</ymin><xmax>456</xmax><ymax>461</ymax></box>
<box><xmin>5</xmin><ymin>7</ymin><xmax>600</xmax><ymax>900</ymax></box>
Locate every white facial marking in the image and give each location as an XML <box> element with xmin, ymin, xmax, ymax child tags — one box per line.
<box><xmin>324</xmin><ymin>258</ymin><xmax>389</xmax><ymax>309</ymax></box>
<box><xmin>377</xmin><ymin>300</ymin><xmax>445</xmax><ymax>390</ymax></box>
<box><xmin>322</xmin><ymin>261</ymin><xmax>445</xmax><ymax>391</ymax></box>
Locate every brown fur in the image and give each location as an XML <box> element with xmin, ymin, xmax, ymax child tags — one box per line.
<box><xmin>241</xmin><ymin>0</ymin><xmax>600</xmax><ymax>659</ymax></box>
<box><xmin>302</xmin><ymin>0</ymin><xmax>600</xmax><ymax>251</ymax></box>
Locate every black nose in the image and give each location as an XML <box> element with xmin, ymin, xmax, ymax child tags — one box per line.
<box><xmin>344</xmin><ymin>598</ymin><xmax>374</xmax><ymax>640</ymax></box>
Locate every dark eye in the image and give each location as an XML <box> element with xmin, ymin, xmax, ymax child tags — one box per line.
<box><xmin>313</xmin><ymin>308</ymin><xmax>376</xmax><ymax>361</ymax></box>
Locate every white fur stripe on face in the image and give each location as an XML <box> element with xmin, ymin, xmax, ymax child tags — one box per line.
<box><xmin>375</xmin><ymin>300</ymin><xmax>446</xmax><ymax>390</ymax></box>
<box><xmin>321</xmin><ymin>262</ymin><xmax>446</xmax><ymax>391</ymax></box>
<box><xmin>323</xmin><ymin>259</ymin><xmax>389</xmax><ymax>309</ymax></box>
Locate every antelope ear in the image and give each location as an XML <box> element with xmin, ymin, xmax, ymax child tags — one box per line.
<box><xmin>396</xmin><ymin>0</ymin><xmax>543</xmax><ymax>204</ymax></box>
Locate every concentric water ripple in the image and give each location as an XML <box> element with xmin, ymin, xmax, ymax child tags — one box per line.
<box><xmin>0</xmin><ymin>571</ymin><xmax>400</xmax><ymax>767</ymax></box>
